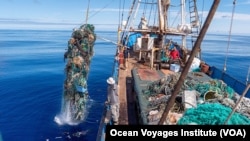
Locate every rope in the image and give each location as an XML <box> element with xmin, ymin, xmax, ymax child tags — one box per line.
<box><xmin>143</xmin><ymin>0</ymin><xmax>147</xmax><ymax>17</ymax></box>
<box><xmin>200</xmin><ymin>0</ymin><xmax>204</xmax><ymax>29</ymax></box>
<box><xmin>119</xmin><ymin>0</ymin><xmax>126</xmax><ymax>29</ymax></box>
<box><xmin>153</xmin><ymin>2</ymin><xmax>157</xmax><ymax>26</ymax></box>
<box><xmin>118</xmin><ymin>0</ymin><xmax>121</xmax><ymax>28</ymax></box>
<box><xmin>170</xmin><ymin>2</ymin><xmax>181</xmax><ymax>28</ymax></box>
<box><xmin>148</xmin><ymin>0</ymin><xmax>154</xmax><ymax>24</ymax></box>
<box><xmin>121</xmin><ymin>0</ymin><xmax>137</xmax><ymax>40</ymax></box>
<box><xmin>85</xmin><ymin>0</ymin><xmax>90</xmax><ymax>24</ymax></box>
<box><xmin>223</xmin><ymin>0</ymin><xmax>236</xmax><ymax>73</ymax></box>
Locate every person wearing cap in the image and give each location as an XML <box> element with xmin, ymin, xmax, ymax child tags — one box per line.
<box><xmin>106</xmin><ymin>77</ymin><xmax>119</xmax><ymax>125</ymax></box>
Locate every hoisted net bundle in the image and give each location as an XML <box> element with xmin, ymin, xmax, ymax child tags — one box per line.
<box><xmin>177</xmin><ymin>103</ymin><xmax>250</xmax><ymax>125</ymax></box>
<box><xmin>62</xmin><ymin>24</ymin><xmax>96</xmax><ymax>121</ymax></box>
<box><xmin>80</xmin><ymin>24</ymin><xmax>95</xmax><ymax>34</ymax></box>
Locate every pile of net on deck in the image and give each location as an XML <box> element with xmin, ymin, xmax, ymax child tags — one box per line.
<box><xmin>63</xmin><ymin>24</ymin><xmax>96</xmax><ymax>120</ymax></box>
<box><xmin>177</xmin><ymin>103</ymin><xmax>250</xmax><ymax>125</ymax></box>
<box><xmin>143</xmin><ymin>72</ymin><xmax>250</xmax><ymax>125</ymax></box>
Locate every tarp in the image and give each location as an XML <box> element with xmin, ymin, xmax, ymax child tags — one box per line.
<box><xmin>123</xmin><ymin>33</ymin><xmax>141</xmax><ymax>49</ymax></box>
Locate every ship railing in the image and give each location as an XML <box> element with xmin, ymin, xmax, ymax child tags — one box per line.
<box><xmin>210</xmin><ymin>66</ymin><xmax>250</xmax><ymax>98</ymax></box>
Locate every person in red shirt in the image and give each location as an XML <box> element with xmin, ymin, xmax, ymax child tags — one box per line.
<box><xmin>170</xmin><ymin>46</ymin><xmax>180</xmax><ymax>60</ymax></box>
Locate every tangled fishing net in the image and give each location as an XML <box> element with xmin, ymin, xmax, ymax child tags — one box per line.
<box><xmin>62</xmin><ymin>24</ymin><xmax>96</xmax><ymax>121</ymax></box>
<box><xmin>139</xmin><ymin>68</ymin><xmax>250</xmax><ymax>125</ymax></box>
<box><xmin>177</xmin><ymin>102</ymin><xmax>250</xmax><ymax>125</ymax></box>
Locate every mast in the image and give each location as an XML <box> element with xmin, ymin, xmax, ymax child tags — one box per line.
<box><xmin>181</xmin><ymin>0</ymin><xmax>186</xmax><ymax>48</ymax></box>
<box><xmin>158</xmin><ymin>0</ymin><xmax>165</xmax><ymax>31</ymax></box>
<box><xmin>156</xmin><ymin>0</ymin><xmax>170</xmax><ymax>61</ymax></box>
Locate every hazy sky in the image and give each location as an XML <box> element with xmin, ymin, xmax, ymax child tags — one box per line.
<box><xmin>0</xmin><ymin>0</ymin><xmax>249</xmax><ymax>34</ymax></box>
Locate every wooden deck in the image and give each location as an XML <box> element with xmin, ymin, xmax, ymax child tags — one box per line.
<box><xmin>118</xmin><ymin>57</ymin><xmax>136</xmax><ymax>125</ymax></box>
<box><xmin>117</xmin><ymin>51</ymin><xmax>152</xmax><ymax>125</ymax></box>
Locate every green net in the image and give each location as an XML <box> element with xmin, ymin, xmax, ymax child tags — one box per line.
<box><xmin>177</xmin><ymin>103</ymin><xmax>250</xmax><ymax>125</ymax></box>
<box><xmin>193</xmin><ymin>79</ymin><xmax>235</xmax><ymax>99</ymax></box>
<box><xmin>63</xmin><ymin>23</ymin><xmax>96</xmax><ymax>121</ymax></box>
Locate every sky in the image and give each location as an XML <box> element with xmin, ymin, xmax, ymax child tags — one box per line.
<box><xmin>0</xmin><ymin>0</ymin><xmax>249</xmax><ymax>34</ymax></box>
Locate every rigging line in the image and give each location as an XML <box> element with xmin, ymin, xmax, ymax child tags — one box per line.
<box><xmin>169</xmin><ymin>2</ymin><xmax>182</xmax><ymax>27</ymax></box>
<box><xmin>121</xmin><ymin>0</ymin><xmax>137</xmax><ymax>40</ymax></box>
<box><xmin>247</xmin><ymin>65</ymin><xmax>250</xmax><ymax>85</ymax></box>
<box><xmin>130</xmin><ymin>0</ymin><xmax>141</xmax><ymax>30</ymax></box>
<box><xmin>200</xmin><ymin>0</ymin><xmax>204</xmax><ymax>29</ymax></box>
<box><xmin>118</xmin><ymin>0</ymin><xmax>125</xmax><ymax>28</ymax></box>
<box><xmin>145</xmin><ymin>0</ymin><xmax>155</xmax><ymax>24</ymax></box>
<box><xmin>96</xmin><ymin>36</ymin><xmax>117</xmax><ymax>45</ymax></box>
<box><xmin>223</xmin><ymin>0</ymin><xmax>236</xmax><ymax>73</ymax></box>
<box><xmin>153</xmin><ymin>2</ymin><xmax>157</xmax><ymax>26</ymax></box>
<box><xmin>144</xmin><ymin>0</ymin><xmax>148</xmax><ymax>16</ymax></box>
<box><xmin>170</xmin><ymin>8</ymin><xmax>181</xmax><ymax>28</ymax></box>
<box><xmin>121</xmin><ymin>0</ymin><xmax>125</xmax><ymax>27</ymax></box>
<box><xmin>87</xmin><ymin>0</ymin><xmax>115</xmax><ymax>20</ymax></box>
<box><xmin>124</xmin><ymin>0</ymin><xmax>141</xmax><ymax>46</ymax></box>
<box><xmin>119</xmin><ymin>0</ymin><xmax>121</xmax><ymax>27</ymax></box>
<box><xmin>85</xmin><ymin>0</ymin><xmax>90</xmax><ymax>24</ymax></box>
<box><xmin>148</xmin><ymin>0</ymin><xmax>154</xmax><ymax>23</ymax></box>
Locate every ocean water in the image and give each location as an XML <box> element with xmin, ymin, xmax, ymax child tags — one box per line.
<box><xmin>0</xmin><ymin>29</ymin><xmax>249</xmax><ymax>141</ymax></box>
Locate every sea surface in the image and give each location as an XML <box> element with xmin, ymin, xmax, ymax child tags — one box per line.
<box><xmin>0</xmin><ymin>29</ymin><xmax>249</xmax><ymax>141</ymax></box>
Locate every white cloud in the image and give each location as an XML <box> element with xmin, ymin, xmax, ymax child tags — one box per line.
<box><xmin>0</xmin><ymin>18</ymin><xmax>82</xmax><ymax>30</ymax></box>
<box><xmin>214</xmin><ymin>11</ymin><xmax>250</xmax><ymax>21</ymax></box>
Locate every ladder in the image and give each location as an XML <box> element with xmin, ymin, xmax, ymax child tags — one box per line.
<box><xmin>189</xmin><ymin>0</ymin><xmax>200</xmax><ymax>57</ymax></box>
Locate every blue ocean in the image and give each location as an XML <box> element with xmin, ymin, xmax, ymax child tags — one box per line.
<box><xmin>0</xmin><ymin>29</ymin><xmax>249</xmax><ymax>141</ymax></box>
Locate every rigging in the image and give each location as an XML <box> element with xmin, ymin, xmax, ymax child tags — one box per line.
<box><xmin>223</xmin><ymin>0</ymin><xmax>236</xmax><ymax>73</ymax></box>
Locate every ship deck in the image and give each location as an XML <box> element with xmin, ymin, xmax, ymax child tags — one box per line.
<box><xmin>117</xmin><ymin>51</ymin><xmax>250</xmax><ymax>125</ymax></box>
<box><xmin>117</xmin><ymin>52</ymin><xmax>166</xmax><ymax>125</ymax></box>
<box><xmin>117</xmin><ymin>55</ymin><xmax>139</xmax><ymax>125</ymax></box>
<box><xmin>117</xmin><ymin>52</ymin><xmax>179</xmax><ymax>125</ymax></box>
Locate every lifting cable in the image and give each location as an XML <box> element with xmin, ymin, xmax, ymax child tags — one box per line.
<box><xmin>85</xmin><ymin>0</ymin><xmax>90</xmax><ymax>24</ymax></box>
<box><xmin>223</xmin><ymin>0</ymin><xmax>236</xmax><ymax>73</ymax></box>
